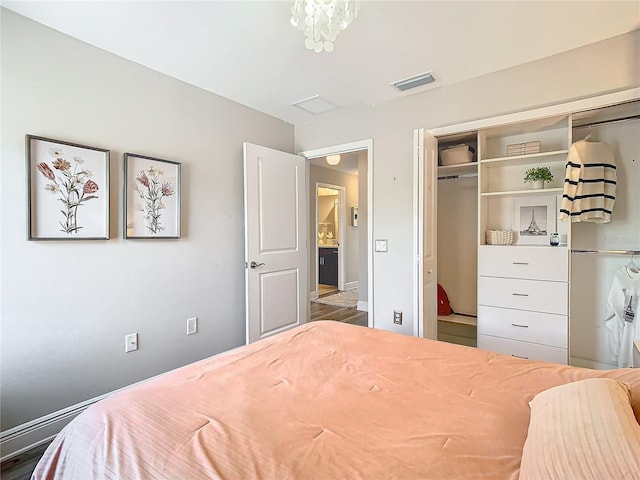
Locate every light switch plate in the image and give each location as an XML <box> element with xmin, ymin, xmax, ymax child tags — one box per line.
<box><xmin>125</xmin><ymin>333</ymin><xmax>138</xmax><ymax>353</ymax></box>
<box><xmin>375</xmin><ymin>239</ymin><xmax>388</xmax><ymax>252</ymax></box>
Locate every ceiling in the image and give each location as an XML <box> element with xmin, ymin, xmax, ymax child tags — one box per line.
<box><xmin>310</xmin><ymin>152</ymin><xmax>359</xmax><ymax>175</ymax></box>
<box><xmin>2</xmin><ymin>1</ymin><xmax>639</xmax><ymax>126</ymax></box>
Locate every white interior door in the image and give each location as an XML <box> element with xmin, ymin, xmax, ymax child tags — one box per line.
<box><xmin>244</xmin><ymin>142</ymin><xmax>307</xmax><ymax>344</ymax></box>
<box><xmin>415</xmin><ymin>129</ymin><xmax>438</xmax><ymax>339</ymax></box>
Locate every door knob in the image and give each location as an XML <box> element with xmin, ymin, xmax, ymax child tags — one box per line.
<box><xmin>250</xmin><ymin>261</ymin><xmax>265</xmax><ymax>269</ymax></box>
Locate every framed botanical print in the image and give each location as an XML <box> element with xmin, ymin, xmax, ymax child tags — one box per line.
<box><xmin>123</xmin><ymin>153</ymin><xmax>181</xmax><ymax>239</ymax></box>
<box><xmin>27</xmin><ymin>135</ymin><xmax>110</xmax><ymax>240</ymax></box>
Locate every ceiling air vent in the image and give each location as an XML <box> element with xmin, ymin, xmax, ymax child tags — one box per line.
<box><xmin>391</xmin><ymin>72</ymin><xmax>435</xmax><ymax>92</ymax></box>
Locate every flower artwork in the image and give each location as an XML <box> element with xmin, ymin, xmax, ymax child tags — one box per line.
<box><xmin>134</xmin><ymin>167</ymin><xmax>176</xmax><ymax>234</ymax></box>
<box><xmin>28</xmin><ymin>136</ymin><xmax>110</xmax><ymax>240</ymax></box>
<box><xmin>124</xmin><ymin>153</ymin><xmax>181</xmax><ymax>239</ymax></box>
<box><xmin>36</xmin><ymin>149</ymin><xmax>100</xmax><ymax>234</ymax></box>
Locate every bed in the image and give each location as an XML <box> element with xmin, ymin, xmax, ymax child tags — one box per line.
<box><xmin>33</xmin><ymin>321</ymin><xmax>640</xmax><ymax>479</ymax></box>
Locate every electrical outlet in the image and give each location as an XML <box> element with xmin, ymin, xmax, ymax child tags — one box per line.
<box><xmin>393</xmin><ymin>310</ymin><xmax>402</xmax><ymax>325</ymax></box>
<box><xmin>187</xmin><ymin>317</ymin><xmax>198</xmax><ymax>335</ymax></box>
<box><xmin>125</xmin><ymin>333</ymin><xmax>138</xmax><ymax>353</ymax></box>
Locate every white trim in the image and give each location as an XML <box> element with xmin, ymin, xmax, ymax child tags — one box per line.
<box><xmin>344</xmin><ymin>280</ymin><xmax>359</xmax><ymax>291</ymax></box>
<box><xmin>300</xmin><ymin>140</ymin><xmax>370</xmax><ymax>159</ymax></box>
<box><xmin>300</xmin><ymin>139</ymin><xmax>374</xmax><ymax>329</ymax></box>
<box><xmin>413</xmin><ymin>129</ymin><xmax>424</xmax><ymax>338</ymax></box>
<box><xmin>0</xmin><ymin>367</ymin><xmax>172</xmax><ymax>462</ymax></box>
<box><xmin>427</xmin><ymin>88</ymin><xmax>640</xmax><ymax>137</ymax></box>
<box><xmin>309</xmin><ymin>290</ymin><xmax>319</xmax><ymax>300</ymax></box>
<box><xmin>357</xmin><ymin>300</ymin><xmax>368</xmax><ymax>312</ymax></box>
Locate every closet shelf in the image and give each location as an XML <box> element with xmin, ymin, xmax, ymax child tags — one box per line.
<box><xmin>481</xmin><ymin>187</ymin><xmax>563</xmax><ymax>197</ymax></box>
<box><xmin>437</xmin><ymin>163</ymin><xmax>478</xmax><ymax>178</ymax></box>
<box><xmin>438</xmin><ymin>314</ymin><xmax>477</xmax><ymax>327</ymax></box>
<box><xmin>480</xmin><ymin>150</ymin><xmax>569</xmax><ymax>166</ymax></box>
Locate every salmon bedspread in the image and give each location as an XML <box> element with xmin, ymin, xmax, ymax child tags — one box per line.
<box><xmin>34</xmin><ymin>321</ymin><xmax>640</xmax><ymax>480</ymax></box>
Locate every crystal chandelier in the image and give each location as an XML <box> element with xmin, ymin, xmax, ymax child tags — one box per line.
<box><xmin>290</xmin><ymin>0</ymin><xmax>360</xmax><ymax>53</ymax></box>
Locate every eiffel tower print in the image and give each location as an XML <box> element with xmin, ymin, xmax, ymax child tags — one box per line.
<box><xmin>520</xmin><ymin>207</ymin><xmax>547</xmax><ymax>236</ymax></box>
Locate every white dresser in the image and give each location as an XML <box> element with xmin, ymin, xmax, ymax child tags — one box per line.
<box><xmin>477</xmin><ymin>245</ymin><xmax>569</xmax><ymax>364</ymax></box>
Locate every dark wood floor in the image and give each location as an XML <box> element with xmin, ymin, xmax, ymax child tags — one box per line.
<box><xmin>1</xmin><ymin>304</ymin><xmax>367</xmax><ymax>479</ymax></box>
<box><xmin>310</xmin><ymin>301</ymin><xmax>368</xmax><ymax>327</ymax></box>
<box><xmin>1</xmin><ymin>441</ymin><xmax>51</xmax><ymax>480</ymax></box>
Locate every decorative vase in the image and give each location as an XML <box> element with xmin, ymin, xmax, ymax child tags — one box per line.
<box><xmin>532</xmin><ymin>180</ymin><xmax>544</xmax><ymax>189</ymax></box>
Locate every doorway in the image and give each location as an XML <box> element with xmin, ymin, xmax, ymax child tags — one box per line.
<box><xmin>301</xmin><ymin>139</ymin><xmax>373</xmax><ymax>328</ymax></box>
<box><xmin>316</xmin><ymin>184</ymin><xmax>344</xmax><ymax>297</ymax></box>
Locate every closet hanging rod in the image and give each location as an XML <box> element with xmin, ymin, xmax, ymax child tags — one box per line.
<box><xmin>437</xmin><ymin>173</ymin><xmax>479</xmax><ymax>180</ymax></box>
<box><xmin>571</xmin><ymin>248</ymin><xmax>640</xmax><ymax>256</ymax></box>
<box><xmin>573</xmin><ymin>114</ymin><xmax>640</xmax><ymax>129</ymax></box>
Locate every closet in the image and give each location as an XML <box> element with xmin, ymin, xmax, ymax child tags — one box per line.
<box><xmin>435</xmin><ymin>133</ymin><xmax>478</xmax><ymax>347</ymax></box>
<box><xmin>415</xmin><ymin>88</ymin><xmax>640</xmax><ymax>367</ymax></box>
<box><xmin>569</xmin><ymin>100</ymin><xmax>640</xmax><ymax>369</ymax></box>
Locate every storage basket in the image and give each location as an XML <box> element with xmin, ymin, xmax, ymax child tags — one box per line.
<box><xmin>440</xmin><ymin>144</ymin><xmax>475</xmax><ymax>166</ymax></box>
<box><xmin>486</xmin><ymin>230</ymin><xmax>514</xmax><ymax>245</ymax></box>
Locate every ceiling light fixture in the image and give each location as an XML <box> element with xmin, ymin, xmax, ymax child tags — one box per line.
<box><xmin>326</xmin><ymin>155</ymin><xmax>341</xmax><ymax>165</ymax></box>
<box><xmin>290</xmin><ymin>0</ymin><xmax>359</xmax><ymax>53</ymax></box>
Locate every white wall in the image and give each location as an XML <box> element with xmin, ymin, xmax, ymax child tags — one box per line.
<box><xmin>309</xmin><ymin>165</ymin><xmax>359</xmax><ymax>290</ymax></box>
<box><xmin>0</xmin><ymin>9</ymin><xmax>294</xmax><ymax>431</ymax></box>
<box><xmin>295</xmin><ymin>31</ymin><xmax>640</xmax><ymax>335</ymax></box>
<box><xmin>357</xmin><ymin>152</ymin><xmax>368</xmax><ymax>303</ymax></box>
<box><xmin>437</xmin><ymin>176</ymin><xmax>478</xmax><ymax>316</ymax></box>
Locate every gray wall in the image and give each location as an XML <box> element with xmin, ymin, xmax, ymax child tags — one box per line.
<box><xmin>0</xmin><ymin>9</ymin><xmax>294</xmax><ymax>430</ymax></box>
<box><xmin>309</xmin><ymin>165</ymin><xmax>359</xmax><ymax>291</ymax></box>
<box><xmin>295</xmin><ymin>30</ymin><xmax>640</xmax><ymax>335</ymax></box>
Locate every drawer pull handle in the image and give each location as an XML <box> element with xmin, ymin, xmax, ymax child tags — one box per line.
<box><xmin>511</xmin><ymin>323</ymin><xmax>529</xmax><ymax>328</ymax></box>
<box><xmin>512</xmin><ymin>262</ymin><xmax>529</xmax><ymax>265</ymax></box>
<box><xmin>511</xmin><ymin>354</ymin><xmax>529</xmax><ymax>359</ymax></box>
<box><xmin>512</xmin><ymin>293</ymin><xmax>529</xmax><ymax>297</ymax></box>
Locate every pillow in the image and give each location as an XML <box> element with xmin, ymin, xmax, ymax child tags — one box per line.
<box><xmin>519</xmin><ymin>378</ymin><xmax>640</xmax><ymax>480</ymax></box>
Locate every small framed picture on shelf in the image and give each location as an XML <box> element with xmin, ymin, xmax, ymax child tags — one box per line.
<box><xmin>513</xmin><ymin>195</ymin><xmax>556</xmax><ymax>245</ymax></box>
<box><xmin>124</xmin><ymin>153</ymin><xmax>181</xmax><ymax>239</ymax></box>
<box><xmin>27</xmin><ymin>135</ymin><xmax>110</xmax><ymax>240</ymax></box>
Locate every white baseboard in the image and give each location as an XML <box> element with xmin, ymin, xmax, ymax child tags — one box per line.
<box><xmin>357</xmin><ymin>300</ymin><xmax>368</xmax><ymax>312</ymax></box>
<box><xmin>0</xmin><ymin>394</ymin><xmax>106</xmax><ymax>462</ymax></box>
<box><xmin>0</xmin><ymin>373</ymin><xmax>159</xmax><ymax>462</ymax></box>
<box><xmin>309</xmin><ymin>290</ymin><xmax>318</xmax><ymax>300</ymax></box>
<box><xmin>345</xmin><ymin>281</ymin><xmax>359</xmax><ymax>291</ymax></box>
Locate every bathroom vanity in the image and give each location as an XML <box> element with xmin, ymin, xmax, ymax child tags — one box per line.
<box><xmin>318</xmin><ymin>246</ymin><xmax>338</xmax><ymax>287</ymax></box>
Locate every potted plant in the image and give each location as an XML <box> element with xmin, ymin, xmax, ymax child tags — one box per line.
<box><xmin>524</xmin><ymin>166</ymin><xmax>554</xmax><ymax>189</ymax></box>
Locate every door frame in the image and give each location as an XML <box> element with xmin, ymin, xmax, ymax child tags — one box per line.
<box><xmin>315</xmin><ymin>183</ymin><xmax>346</xmax><ymax>292</ymax></box>
<box><xmin>300</xmin><ymin>139</ymin><xmax>374</xmax><ymax>328</ymax></box>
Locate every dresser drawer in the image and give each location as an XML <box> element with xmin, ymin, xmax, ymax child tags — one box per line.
<box><xmin>478</xmin><ymin>334</ymin><xmax>568</xmax><ymax>364</ymax></box>
<box><xmin>477</xmin><ymin>305</ymin><xmax>567</xmax><ymax>348</ymax></box>
<box><xmin>478</xmin><ymin>245</ymin><xmax>568</xmax><ymax>281</ymax></box>
<box><xmin>478</xmin><ymin>277</ymin><xmax>568</xmax><ymax>315</ymax></box>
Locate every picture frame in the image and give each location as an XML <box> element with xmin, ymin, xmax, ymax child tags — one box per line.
<box><xmin>513</xmin><ymin>195</ymin><xmax>556</xmax><ymax>245</ymax></box>
<box><xmin>123</xmin><ymin>153</ymin><xmax>181</xmax><ymax>239</ymax></box>
<box><xmin>27</xmin><ymin>135</ymin><xmax>110</xmax><ymax>240</ymax></box>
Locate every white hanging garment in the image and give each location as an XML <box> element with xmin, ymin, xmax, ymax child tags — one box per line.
<box><xmin>604</xmin><ymin>265</ymin><xmax>640</xmax><ymax>367</ymax></box>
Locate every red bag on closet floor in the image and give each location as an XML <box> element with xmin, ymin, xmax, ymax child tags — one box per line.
<box><xmin>438</xmin><ymin>283</ymin><xmax>452</xmax><ymax>316</ymax></box>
